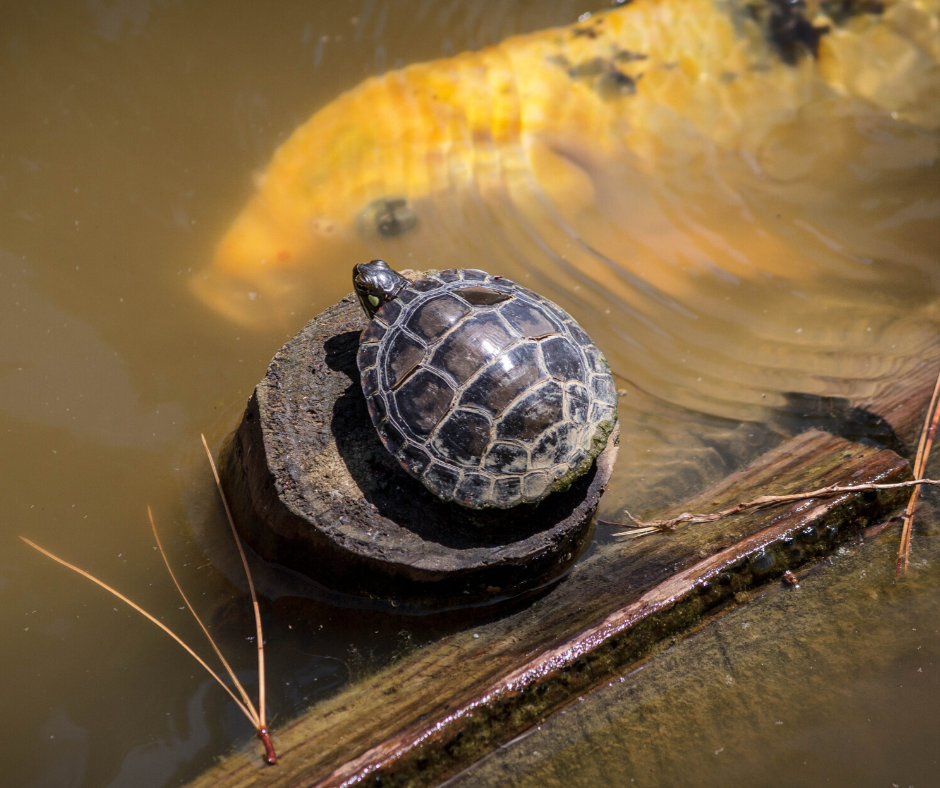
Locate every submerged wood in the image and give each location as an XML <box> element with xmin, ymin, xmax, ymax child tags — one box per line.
<box><xmin>221</xmin><ymin>285</ymin><xmax>617</xmax><ymax>608</ymax></box>
<box><xmin>187</xmin><ymin>428</ymin><xmax>912</xmax><ymax>787</ymax></box>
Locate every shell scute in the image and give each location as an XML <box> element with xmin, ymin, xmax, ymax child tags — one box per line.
<box><xmin>540</xmin><ymin>336</ymin><xmax>586</xmax><ymax>382</ymax></box>
<box><xmin>531</xmin><ymin>427</ymin><xmax>561</xmax><ymax>469</ymax></box>
<box><xmin>411</xmin><ymin>277</ymin><xmax>443</xmax><ymax>293</ymax></box>
<box><xmin>523</xmin><ymin>471</ymin><xmax>552</xmax><ymax>501</ymax></box>
<box><xmin>565</xmin><ymin>382</ymin><xmax>590</xmax><ymax>425</ymax></box>
<box><xmin>376</xmin><ymin>297</ymin><xmax>402</xmax><ymax>325</ymax></box>
<box><xmin>495</xmin><ymin>381</ymin><xmax>564</xmax><ymax>441</ymax></box>
<box><xmin>393</xmin><ymin>369</ymin><xmax>454</xmax><ymax>436</ymax></box>
<box><xmin>499</xmin><ymin>298</ymin><xmax>558</xmax><ymax>338</ymax></box>
<box><xmin>592</xmin><ymin>373</ymin><xmax>618</xmax><ymax>404</ymax></box>
<box><xmin>357</xmin><ymin>342</ymin><xmax>378</xmax><ymax>369</ymax></box>
<box><xmin>430</xmin><ymin>312</ymin><xmax>514</xmax><ymax>384</ymax></box>
<box><xmin>483</xmin><ymin>441</ymin><xmax>529</xmax><ymax>474</ymax></box>
<box><xmin>567</xmin><ymin>446</ymin><xmax>587</xmax><ymax>472</ymax></box>
<box><xmin>455</xmin><ymin>472</ymin><xmax>492</xmax><ymax>508</ymax></box>
<box><xmin>361</xmin><ymin>366</ymin><xmax>380</xmax><ymax>397</ymax></box>
<box><xmin>386</xmin><ymin>330</ymin><xmax>426</xmax><ymax>388</ymax></box>
<box><xmin>567</xmin><ymin>322</ymin><xmax>594</xmax><ymax>346</ymax></box>
<box><xmin>493</xmin><ymin>476</ymin><xmax>522</xmax><ymax>507</ymax></box>
<box><xmin>366</xmin><ymin>392</ymin><xmax>387</xmax><ymax>424</ymax></box>
<box><xmin>423</xmin><ymin>462</ymin><xmax>460</xmax><ymax>499</ymax></box>
<box><xmin>361</xmin><ymin>320</ymin><xmax>386</xmax><ymax>343</ymax></box>
<box><xmin>377</xmin><ymin>419</ymin><xmax>405</xmax><ymax>454</ymax></box>
<box><xmin>459</xmin><ymin>342</ymin><xmax>543</xmax><ymax>416</ymax></box>
<box><xmin>411</xmin><ymin>293</ymin><xmax>470</xmax><ymax>341</ymax></box>
<box><xmin>399</xmin><ymin>443</ymin><xmax>432</xmax><ymax>476</ymax></box>
<box><xmin>533</xmin><ymin>423</ymin><xmax>575</xmax><ymax>469</ymax></box>
<box><xmin>396</xmin><ymin>287</ymin><xmax>419</xmax><ymax>304</ymax></box>
<box><xmin>432</xmin><ymin>408</ymin><xmax>492</xmax><ymax>466</ymax></box>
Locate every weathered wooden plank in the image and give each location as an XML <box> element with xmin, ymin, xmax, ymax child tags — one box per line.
<box><xmin>444</xmin><ymin>514</ymin><xmax>940</xmax><ymax>787</ymax></box>
<box><xmin>185</xmin><ymin>428</ymin><xmax>912</xmax><ymax>788</ymax></box>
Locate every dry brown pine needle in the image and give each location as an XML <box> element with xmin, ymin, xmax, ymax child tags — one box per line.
<box><xmin>607</xmin><ymin>478</ymin><xmax>940</xmax><ymax>535</ymax></box>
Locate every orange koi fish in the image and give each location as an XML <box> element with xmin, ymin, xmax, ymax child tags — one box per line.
<box><xmin>193</xmin><ymin>0</ymin><xmax>940</xmax><ymax>328</ymax></box>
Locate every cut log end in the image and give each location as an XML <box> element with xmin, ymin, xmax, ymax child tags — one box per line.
<box><xmin>220</xmin><ymin>291</ymin><xmax>618</xmax><ymax>610</ymax></box>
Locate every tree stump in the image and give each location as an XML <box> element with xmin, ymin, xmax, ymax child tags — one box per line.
<box><xmin>221</xmin><ymin>284</ymin><xmax>618</xmax><ymax>608</ymax></box>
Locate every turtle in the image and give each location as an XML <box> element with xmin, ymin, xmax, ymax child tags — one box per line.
<box><xmin>353</xmin><ymin>260</ymin><xmax>618</xmax><ymax>509</ymax></box>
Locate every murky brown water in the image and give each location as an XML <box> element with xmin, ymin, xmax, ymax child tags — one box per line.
<box><xmin>2</xmin><ymin>0</ymin><xmax>938</xmax><ymax>786</ymax></box>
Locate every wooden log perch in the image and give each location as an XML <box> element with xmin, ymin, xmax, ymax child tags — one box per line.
<box><xmin>221</xmin><ymin>286</ymin><xmax>618</xmax><ymax>609</ymax></box>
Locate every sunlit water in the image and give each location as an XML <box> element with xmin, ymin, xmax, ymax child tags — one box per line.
<box><xmin>1</xmin><ymin>1</ymin><xmax>938</xmax><ymax>786</ymax></box>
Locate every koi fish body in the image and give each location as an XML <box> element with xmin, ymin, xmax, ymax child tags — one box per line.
<box><xmin>193</xmin><ymin>0</ymin><xmax>940</xmax><ymax>327</ymax></box>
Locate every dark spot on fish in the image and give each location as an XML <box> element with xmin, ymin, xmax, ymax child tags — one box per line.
<box><xmin>359</xmin><ymin>197</ymin><xmax>418</xmax><ymax>238</ymax></box>
<box><xmin>568</xmin><ymin>57</ymin><xmax>608</xmax><ymax>78</ymax></box>
<box><xmin>572</xmin><ymin>26</ymin><xmax>600</xmax><ymax>38</ymax></box>
<box><xmin>546</xmin><ymin>54</ymin><xmax>571</xmax><ymax>69</ymax></box>
<box><xmin>596</xmin><ymin>70</ymin><xmax>638</xmax><ymax>98</ymax></box>
<box><xmin>820</xmin><ymin>0</ymin><xmax>884</xmax><ymax>24</ymax></box>
<box><xmin>613</xmin><ymin>49</ymin><xmax>647</xmax><ymax>62</ymax></box>
<box><xmin>767</xmin><ymin>0</ymin><xmax>829</xmax><ymax>63</ymax></box>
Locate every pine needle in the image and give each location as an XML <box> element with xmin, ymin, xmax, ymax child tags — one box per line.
<box><xmin>20</xmin><ymin>434</ymin><xmax>279</xmax><ymax>766</ymax></box>
<box><xmin>605</xmin><ymin>478</ymin><xmax>940</xmax><ymax>534</ymax></box>
<box><xmin>200</xmin><ymin>434</ymin><xmax>276</xmax><ymax>765</ymax></box>
<box><xmin>148</xmin><ymin>505</ymin><xmax>259</xmax><ymax>723</ymax></box>
<box><xmin>18</xmin><ymin>535</ymin><xmax>257</xmax><ymax>726</ymax></box>
<box><xmin>897</xmin><ymin>367</ymin><xmax>940</xmax><ymax>575</ymax></box>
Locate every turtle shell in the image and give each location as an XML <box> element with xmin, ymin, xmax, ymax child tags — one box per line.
<box><xmin>356</xmin><ymin>268</ymin><xmax>618</xmax><ymax>509</ymax></box>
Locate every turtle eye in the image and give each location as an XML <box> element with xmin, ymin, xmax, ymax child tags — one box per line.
<box><xmin>368</xmin><ymin>294</ymin><xmax>380</xmax><ymax>307</ymax></box>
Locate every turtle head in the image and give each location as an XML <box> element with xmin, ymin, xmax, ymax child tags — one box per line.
<box><xmin>353</xmin><ymin>259</ymin><xmax>408</xmax><ymax>319</ymax></box>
